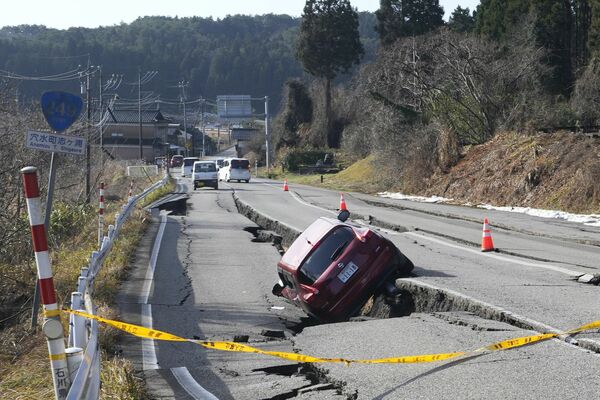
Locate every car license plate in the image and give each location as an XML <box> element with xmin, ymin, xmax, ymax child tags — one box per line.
<box><xmin>338</xmin><ymin>261</ymin><xmax>358</xmax><ymax>283</ymax></box>
<box><xmin>197</xmin><ymin>182</ymin><xmax>204</xmax><ymax>187</ymax></box>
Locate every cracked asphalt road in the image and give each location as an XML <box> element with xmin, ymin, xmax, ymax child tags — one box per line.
<box><xmin>117</xmin><ymin>176</ymin><xmax>600</xmax><ymax>399</ymax></box>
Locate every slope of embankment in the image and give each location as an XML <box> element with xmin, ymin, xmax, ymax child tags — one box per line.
<box><xmin>423</xmin><ymin>131</ymin><xmax>600</xmax><ymax>214</ymax></box>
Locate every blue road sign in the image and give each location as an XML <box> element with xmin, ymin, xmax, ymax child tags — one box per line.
<box><xmin>41</xmin><ymin>91</ymin><xmax>83</xmax><ymax>132</ymax></box>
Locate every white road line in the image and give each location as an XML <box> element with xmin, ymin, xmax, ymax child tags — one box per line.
<box><xmin>140</xmin><ymin>211</ymin><xmax>219</xmax><ymax>397</ymax></box>
<box><xmin>171</xmin><ymin>367</ymin><xmax>219</xmax><ymax>400</ymax></box>
<box><xmin>141</xmin><ymin>304</ymin><xmax>159</xmax><ymax>370</ymax></box>
<box><xmin>288</xmin><ymin>190</ymin><xmax>337</xmax><ymax>216</ymax></box>
<box><xmin>140</xmin><ymin>212</ymin><xmax>167</xmax><ymax>371</ymax></box>
<box><xmin>405</xmin><ymin>231</ymin><xmax>584</xmax><ymax>276</ymax></box>
<box><xmin>140</xmin><ymin>212</ymin><xmax>168</xmax><ymax>304</ymax></box>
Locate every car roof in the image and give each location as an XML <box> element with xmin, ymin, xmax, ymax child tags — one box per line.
<box><xmin>280</xmin><ymin>217</ymin><xmax>341</xmax><ymax>269</ymax></box>
<box><xmin>184</xmin><ymin>157</ymin><xmax>199</xmax><ymax>160</ymax></box>
<box><xmin>193</xmin><ymin>160</ymin><xmax>215</xmax><ymax>164</ymax></box>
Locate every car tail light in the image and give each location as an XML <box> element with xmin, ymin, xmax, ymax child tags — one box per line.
<box><xmin>353</xmin><ymin>227</ymin><xmax>372</xmax><ymax>243</ymax></box>
<box><xmin>300</xmin><ymin>284</ymin><xmax>319</xmax><ymax>302</ymax></box>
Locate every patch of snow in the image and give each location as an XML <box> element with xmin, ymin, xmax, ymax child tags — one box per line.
<box><xmin>378</xmin><ymin>192</ymin><xmax>453</xmax><ymax>203</ymax></box>
<box><xmin>377</xmin><ymin>192</ymin><xmax>600</xmax><ymax>227</ymax></box>
<box><xmin>477</xmin><ymin>204</ymin><xmax>600</xmax><ymax>227</ymax></box>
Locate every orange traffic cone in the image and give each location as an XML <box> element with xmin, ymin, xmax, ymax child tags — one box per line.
<box><xmin>339</xmin><ymin>193</ymin><xmax>348</xmax><ymax>211</ymax></box>
<box><xmin>481</xmin><ymin>218</ymin><xmax>495</xmax><ymax>252</ymax></box>
<box><xmin>283</xmin><ymin>179</ymin><xmax>289</xmax><ymax>192</ymax></box>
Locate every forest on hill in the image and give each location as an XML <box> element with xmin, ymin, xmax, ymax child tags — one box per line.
<box><xmin>0</xmin><ymin>13</ymin><xmax>378</xmax><ymax>110</ymax></box>
<box><xmin>268</xmin><ymin>0</ymin><xmax>599</xmax><ymax>212</ymax></box>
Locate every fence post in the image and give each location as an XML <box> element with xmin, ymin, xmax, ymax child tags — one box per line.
<box><xmin>21</xmin><ymin>166</ymin><xmax>70</xmax><ymax>400</ymax></box>
<box><xmin>128</xmin><ymin>180</ymin><xmax>134</xmax><ymax>200</ymax></box>
<box><xmin>98</xmin><ymin>182</ymin><xmax>105</xmax><ymax>248</ymax></box>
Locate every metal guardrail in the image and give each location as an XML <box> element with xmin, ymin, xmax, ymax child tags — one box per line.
<box><xmin>65</xmin><ymin>174</ymin><xmax>169</xmax><ymax>400</ymax></box>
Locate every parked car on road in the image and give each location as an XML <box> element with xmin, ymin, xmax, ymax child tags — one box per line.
<box><xmin>181</xmin><ymin>157</ymin><xmax>200</xmax><ymax>177</ymax></box>
<box><xmin>170</xmin><ymin>155</ymin><xmax>184</xmax><ymax>168</ymax></box>
<box><xmin>192</xmin><ymin>161</ymin><xmax>218</xmax><ymax>190</ymax></box>
<box><xmin>218</xmin><ymin>158</ymin><xmax>251</xmax><ymax>182</ymax></box>
<box><xmin>272</xmin><ymin>210</ymin><xmax>413</xmax><ymax>322</ymax></box>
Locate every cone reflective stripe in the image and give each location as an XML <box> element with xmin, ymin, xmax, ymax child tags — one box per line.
<box><xmin>98</xmin><ymin>182</ymin><xmax>105</xmax><ymax>247</ymax></box>
<box><xmin>283</xmin><ymin>179</ymin><xmax>289</xmax><ymax>191</ymax></box>
<box><xmin>481</xmin><ymin>218</ymin><xmax>495</xmax><ymax>252</ymax></box>
<box><xmin>339</xmin><ymin>193</ymin><xmax>348</xmax><ymax>211</ymax></box>
<box><xmin>21</xmin><ymin>166</ymin><xmax>70</xmax><ymax>399</ymax></box>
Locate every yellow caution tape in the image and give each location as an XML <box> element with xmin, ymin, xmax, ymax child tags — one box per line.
<box><xmin>64</xmin><ymin>309</ymin><xmax>600</xmax><ymax>365</ymax></box>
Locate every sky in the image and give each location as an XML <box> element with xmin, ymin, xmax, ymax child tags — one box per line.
<box><xmin>0</xmin><ymin>1</ymin><xmax>481</xmax><ymax>30</ymax></box>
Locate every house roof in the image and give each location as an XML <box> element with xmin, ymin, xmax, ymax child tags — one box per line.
<box><xmin>106</xmin><ymin>109</ymin><xmax>170</xmax><ymax>124</ymax></box>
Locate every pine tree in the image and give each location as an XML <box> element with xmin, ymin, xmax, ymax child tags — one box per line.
<box><xmin>375</xmin><ymin>0</ymin><xmax>444</xmax><ymax>46</ymax></box>
<box><xmin>475</xmin><ymin>0</ymin><xmax>529</xmax><ymax>40</ymax></box>
<box><xmin>588</xmin><ymin>0</ymin><xmax>600</xmax><ymax>58</ymax></box>
<box><xmin>448</xmin><ymin>6</ymin><xmax>475</xmax><ymax>33</ymax></box>
<box><xmin>531</xmin><ymin>0</ymin><xmax>573</xmax><ymax>95</ymax></box>
<box><xmin>297</xmin><ymin>0</ymin><xmax>363</xmax><ymax>148</ymax></box>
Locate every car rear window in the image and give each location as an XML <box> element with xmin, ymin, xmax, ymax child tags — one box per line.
<box><xmin>298</xmin><ymin>227</ymin><xmax>354</xmax><ymax>285</ymax></box>
<box><xmin>195</xmin><ymin>163</ymin><xmax>216</xmax><ymax>172</ymax></box>
<box><xmin>231</xmin><ymin>159</ymin><xmax>249</xmax><ymax>169</ymax></box>
<box><xmin>183</xmin><ymin>158</ymin><xmax>199</xmax><ymax>166</ymax></box>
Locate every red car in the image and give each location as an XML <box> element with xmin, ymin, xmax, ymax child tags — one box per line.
<box><xmin>272</xmin><ymin>211</ymin><xmax>413</xmax><ymax>322</ymax></box>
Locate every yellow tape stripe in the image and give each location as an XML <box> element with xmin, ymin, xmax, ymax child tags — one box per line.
<box><xmin>63</xmin><ymin>310</ymin><xmax>600</xmax><ymax>365</ymax></box>
<box><xmin>44</xmin><ymin>309</ymin><xmax>61</xmax><ymax>318</ymax></box>
<box><xmin>49</xmin><ymin>353</ymin><xmax>66</xmax><ymax>361</ymax></box>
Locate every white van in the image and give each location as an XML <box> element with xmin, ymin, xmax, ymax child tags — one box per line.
<box><xmin>218</xmin><ymin>158</ymin><xmax>251</xmax><ymax>183</ymax></box>
<box><xmin>192</xmin><ymin>161</ymin><xmax>218</xmax><ymax>190</ymax></box>
<box><xmin>181</xmin><ymin>157</ymin><xmax>199</xmax><ymax>177</ymax></box>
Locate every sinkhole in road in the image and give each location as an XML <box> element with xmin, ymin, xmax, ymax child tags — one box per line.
<box><xmin>233</xmin><ymin>194</ymin><xmax>600</xmax><ymax>348</ymax></box>
<box><xmin>153</xmin><ymin>196</ymin><xmax>187</xmax><ymax>216</ymax></box>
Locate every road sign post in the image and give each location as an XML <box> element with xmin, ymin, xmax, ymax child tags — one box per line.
<box><xmin>29</xmin><ymin>94</ymin><xmax>85</xmax><ymax>331</ymax></box>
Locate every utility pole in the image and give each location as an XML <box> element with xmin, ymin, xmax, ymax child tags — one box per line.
<box><xmin>264</xmin><ymin>96</ymin><xmax>270</xmax><ymax>176</ymax></box>
<box><xmin>201</xmin><ymin>98</ymin><xmax>205</xmax><ymax>158</ymax></box>
<box><xmin>98</xmin><ymin>66</ymin><xmax>103</xmax><ymax>169</ymax></box>
<box><xmin>178</xmin><ymin>80</ymin><xmax>190</xmax><ymax>157</ymax></box>
<box><xmin>85</xmin><ymin>68</ymin><xmax>91</xmax><ymax>203</ymax></box>
<box><xmin>138</xmin><ymin>68</ymin><xmax>143</xmax><ymax>160</ymax></box>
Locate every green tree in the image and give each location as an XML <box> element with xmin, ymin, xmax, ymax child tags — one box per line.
<box><xmin>531</xmin><ymin>0</ymin><xmax>573</xmax><ymax>95</ymax></box>
<box><xmin>476</xmin><ymin>0</ymin><xmax>574</xmax><ymax>95</ymax></box>
<box><xmin>375</xmin><ymin>0</ymin><xmax>445</xmax><ymax>45</ymax></box>
<box><xmin>296</xmin><ymin>0</ymin><xmax>363</xmax><ymax>148</ymax></box>
<box><xmin>475</xmin><ymin>0</ymin><xmax>529</xmax><ymax>40</ymax></box>
<box><xmin>588</xmin><ymin>0</ymin><xmax>600</xmax><ymax>58</ymax></box>
<box><xmin>448</xmin><ymin>6</ymin><xmax>475</xmax><ymax>33</ymax></box>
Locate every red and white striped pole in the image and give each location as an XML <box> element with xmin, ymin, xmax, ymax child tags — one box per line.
<box><xmin>21</xmin><ymin>166</ymin><xmax>71</xmax><ymax>399</ymax></box>
<box><xmin>98</xmin><ymin>182</ymin><xmax>105</xmax><ymax>247</ymax></box>
<box><xmin>128</xmin><ymin>180</ymin><xmax>134</xmax><ymax>200</ymax></box>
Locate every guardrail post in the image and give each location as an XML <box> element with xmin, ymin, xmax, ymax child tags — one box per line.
<box><xmin>98</xmin><ymin>182</ymin><xmax>105</xmax><ymax>248</ymax></box>
<box><xmin>65</xmin><ymin>347</ymin><xmax>83</xmax><ymax>383</ymax></box>
<box><xmin>70</xmin><ymin>292</ymin><xmax>87</xmax><ymax>348</ymax></box>
<box><xmin>108</xmin><ymin>224</ymin><xmax>115</xmax><ymax>240</ymax></box>
<box><xmin>21</xmin><ymin>166</ymin><xmax>70</xmax><ymax>400</ymax></box>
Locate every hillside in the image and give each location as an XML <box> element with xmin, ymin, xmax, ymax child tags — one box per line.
<box><xmin>423</xmin><ymin>132</ymin><xmax>600</xmax><ymax>214</ymax></box>
<box><xmin>0</xmin><ymin>13</ymin><xmax>378</xmax><ymax>109</ymax></box>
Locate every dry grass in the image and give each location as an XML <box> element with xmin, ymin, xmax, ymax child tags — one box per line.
<box><xmin>264</xmin><ymin>155</ymin><xmax>386</xmax><ymax>194</ymax></box>
<box><xmin>100</xmin><ymin>357</ymin><xmax>151</xmax><ymax>400</ymax></box>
